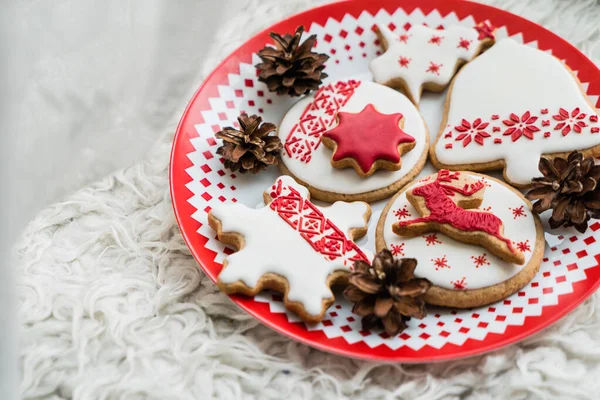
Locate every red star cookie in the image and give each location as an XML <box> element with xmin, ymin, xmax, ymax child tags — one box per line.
<box><xmin>321</xmin><ymin>104</ymin><xmax>416</xmax><ymax>177</ymax></box>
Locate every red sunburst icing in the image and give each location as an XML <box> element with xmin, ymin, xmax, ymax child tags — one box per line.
<box><xmin>322</xmin><ymin>104</ymin><xmax>415</xmax><ymax>174</ymax></box>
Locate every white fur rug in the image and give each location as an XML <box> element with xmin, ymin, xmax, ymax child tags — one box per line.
<box><xmin>18</xmin><ymin>0</ymin><xmax>600</xmax><ymax>398</ymax></box>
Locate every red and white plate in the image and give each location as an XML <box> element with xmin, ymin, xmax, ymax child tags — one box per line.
<box><xmin>170</xmin><ymin>0</ymin><xmax>600</xmax><ymax>362</ymax></box>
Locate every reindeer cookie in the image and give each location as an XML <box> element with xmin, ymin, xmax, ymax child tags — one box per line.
<box><xmin>208</xmin><ymin>175</ymin><xmax>371</xmax><ymax>323</ymax></box>
<box><xmin>278</xmin><ymin>79</ymin><xmax>429</xmax><ymax>202</ymax></box>
<box><xmin>376</xmin><ymin>171</ymin><xmax>544</xmax><ymax>309</ymax></box>
<box><xmin>431</xmin><ymin>39</ymin><xmax>600</xmax><ymax>187</ymax></box>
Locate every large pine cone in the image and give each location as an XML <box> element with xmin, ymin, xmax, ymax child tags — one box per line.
<box><xmin>526</xmin><ymin>151</ymin><xmax>600</xmax><ymax>233</ymax></box>
<box><xmin>255</xmin><ymin>26</ymin><xmax>329</xmax><ymax>96</ymax></box>
<box><xmin>215</xmin><ymin>113</ymin><xmax>282</xmax><ymax>174</ymax></box>
<box><xmin>343</xmin><ymin>250</ymin><xmax>431</xmax><ymax>336</ymax></box>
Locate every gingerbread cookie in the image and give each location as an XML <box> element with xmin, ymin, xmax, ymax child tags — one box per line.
<box><xmin>278</xmin><ymin>80</ymin><xmax>429</xmax><ymax>202</ymax></box>
<box><xmin>321</xmin><ymin>104</ymin><xmax>416</xmax><ymax>177</ymax></box>
<box><xmin>370</xmin><ymin>22</ymin><xmax>495</xmax><ymax>105</ymax></box>
<box><xmin>208</xmin><ymin>175</ymin><xmax>371</xmax><ymax>323</ymax></box>
<box><xmin>394</xmin><ymin>170</ymin><xmax>525</xmax><ymax>265</ymax></box>
<box><xmin>376</xmin><ymin>171</ymin><xmax>545</xmax><ymax>309</ymax></box>
<box><xmin>431</xmin><ymin>39</ymin><xmax>600</xmax><ymax>187</ymax></box>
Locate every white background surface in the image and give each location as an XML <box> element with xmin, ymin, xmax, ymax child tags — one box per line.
<box><xmin>5</xmin><ymin>0</ymin><xmax>600</xmax><ymax>398</ymax></box>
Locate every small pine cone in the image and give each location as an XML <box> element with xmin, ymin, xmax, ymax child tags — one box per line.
<box><xmin>215</xmin><ymin>113</ymin><xmax>282</xmax><ymax>174</ymax></box>
<box><xmin>343</xmin><ymin>250</ymin><xmax>431</xmax><ymax>336</ymax></box>
<box><xmin>526</xmin><ymin>151</ymin><xmax>600</xmax><ymax>233</ymax></box>
<box><xmin>255</xmin><ymin>26</ymin><xmax>329</xmax><ymax>97</ymax></box>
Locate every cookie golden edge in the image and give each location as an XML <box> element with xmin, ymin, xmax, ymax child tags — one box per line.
<box><xmin>277</xmin><ymin>116</ymin><xmax>430</xmax><ymax>203</ymax></box>
<box><xmin>375</xmin><ymin>171</ymin><xmax>545</xmax><ymax>309</ymax></box>
<box><xmin>429</xmin><ymin>62</ymin><xmax>600</xmax><ymax>188</ymax></box>
<box><xmin>208</xmin><ymin>188</ymin><xmax>372</xmax><ymax>324</ymax></box>
<box><xmin>374</xmin><ymin>25</ymin><xmax>495</xmax><ymax>107</ymax></box>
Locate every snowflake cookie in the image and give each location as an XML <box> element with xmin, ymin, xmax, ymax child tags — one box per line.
<box><xmin>370</xmin><ymin>22</ymin><xmax>495</xmax><ymax>105</ymax></box>
<box><xmin>431</xmin><ymin>39</ymin><xmax>600</xmax><ymax>187</ymax></box>
<box><xmin>208</xmin><ymin>175</ymin><xmax>371</xmax><ymax>323</ymax></box>
<box><xmin>278</xmin><ymin>79</ymin><xmax>429</xmax><ymax>202</ymax></box>
<box><xmin>376</xmin><ymin>170</ymin><xmax>545</xmax><ymax>309</ymax></box>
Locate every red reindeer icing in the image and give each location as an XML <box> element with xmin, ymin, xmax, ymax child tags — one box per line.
<box><xmin>397</xmin><ymin>170</ymin><xmax>516</xmax><ymax>254</ymax></box>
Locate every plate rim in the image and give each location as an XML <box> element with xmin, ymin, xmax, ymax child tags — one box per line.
<box><xmin>170</xmin><ymin>0</ymin><xmax>600</xmax><ymax>362</ymax></box>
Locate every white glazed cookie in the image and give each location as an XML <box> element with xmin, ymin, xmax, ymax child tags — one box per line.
<box><xmin>278</xmin><ymin>80</ymin><xmax>429</xmax><ymax>203</ymax></box>
<box><xmin>370</xmin><ymin>23</ymin><xmax>494</xmax><ymax>105</ymax></box>
<box><xmin>431</xmin><ymin>39</ymin><xmax>600</xmax><ymax>187</ymax></box>
<box><xmin>376</xmin><ymin>171</ymin><xmax>545</xmax><ymax>309</ymax></box>
<box><xmin>208</xmin><ymin>175</ymin><xmax>372</xmax><ymax>323</ymax></box>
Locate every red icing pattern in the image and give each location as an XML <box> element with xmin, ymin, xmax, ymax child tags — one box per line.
<box><xmin>432</xmin><ymin>256</ymin><xmax>450</xmax><ymax>270</ymax></box>
<box><xmin>452</xmin><ymin>277</ymin><xmax>467</xmax><ymax>290</ymax></box>
<box><xmin>457</xmin><ymin>37</ymin><xmax>472</xmax><ymax>50</ymax></box>
<box><xmin>399</xmin><ymin>33</ymin><xmax>410</xmax><ymax>43</ymax></box>
<box><xmin>390</xmin><ymin>243</ymin><xmax>405</xmax><ymax>256</ymax></box>
<box><xmin>516</xmin><ymin>240</ymin><xmax>531</xmax><ymax>252</ymax></box>
<box><xmin>429</xmin><ymin>35</ymin><xmax>443</xmax><ymax>45</ymax></box>
<box><xmin>441</xmin><ymin>108</ymin><xmax>600</xmax><ymax>150</ymax></box>
<box><xmin>284</xmin><ymin>80</ymin><xmax>361</xmax><ymax>163</ymax></box>
<box><xmin>474</xmin><ymin>21</ymin><xmax>495</xmax><ymax>40</ymax></box>
<box><xmin>322</xmin><ymin>104</ymin><xmax>415</xmax><ymax>174</ymax></box>
<box><xmin>426</xmin><ymin>61</ymin><xmax>442</xmax><ymax>75</ymax></box>
<box><xmin>398</xmin><ymin>56</ymin><xmax>411</xmax><ymax>68</ymax></box>
<box><xmin>269</xmin><ymin>180</ymin><xmax>368</xmax><ymax>268</ymax></box>
<box><xmin>398</xmin><ymin>170</ymin><xmax>517</xmax><ymax>253</ymax></box>
<box><xmin>471</xmin><ymin>253</ymin><xmax>490</xmax><ymax>268</ymax></box>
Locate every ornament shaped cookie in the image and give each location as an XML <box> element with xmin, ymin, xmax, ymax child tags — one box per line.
<box><xmin>394</xmin><ymin>170</ymin><xmax>524</xmax><ymax>265</ymax></box>
<box><xmin>208</xmin><ymin>175</ymin><xmax>371</xmax><ymax>323</ymax></box>
<box><xmin>431</xmin><ymin>39</ymin><xmax>600</xmax><ymax>187</ymax></box>
<box><xmin>376</xmin><ymin>171</ymin><xmax>545</xmax><ymax>309</ymax></box>
<box><xmin>278</xmin><ymin>80</ymin><xmax>429</xmax><ymax>202</ymax></box>
<box><xmin>321</xmin><ymin>104</ymin><xmax>416</xmax><ymax>177</ymax></box>
<box><xmin>370</xmin><ymin>23</ymin><xmax>495</xmax><ymax>105</ymax></box>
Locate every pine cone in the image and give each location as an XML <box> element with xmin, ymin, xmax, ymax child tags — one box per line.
<box><xmin>215</xmin><ymin>113</ymin><xmax>282</xmax><ymax>174</ymax></box>
<box><xmin>526</xmin><ymin>151</ymin><xmax>600</xmax><ymax>233</ymax></box>
<box><xmin>343</xmin><ymin>250</ymin><xmax>431</xmax><ymax>336</ymax></box>
<box><xmin>256</xmin><ymin>26</ymin><xmax>329</xmax><ymax>96</ymax></box>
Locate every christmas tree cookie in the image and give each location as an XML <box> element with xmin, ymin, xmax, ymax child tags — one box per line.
<box><xmin>208</xmin><ymin>175</ymin><xmax>371</xmax><ymax>323</ymax></box>
<box><xmin>376</xmin><ymin>170</ymin><xmax>545</xmax><ymax>309</ymax></box>
<box><xmin>431</xmin><ymin>39</ymin><xmax>600</xmax><ymax>187</ymax></box>
<box><xmin>278</xmin><ymin>80</ymin><xmax>429</xmax><ymax>202</ymax></box>
<box><xmin>370</xmin><ymin>23</ymin><xmax>495</xmax><ymax>105</ymax></box>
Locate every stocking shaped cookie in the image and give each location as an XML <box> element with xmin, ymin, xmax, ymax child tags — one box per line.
<box><xmin>431</xmin><ymin>39</ymin><xmax>600</xmax><ymax>187</ymax></box>
<box><xmin>370</xmin><ymin>23</ymin><xmax>495</xmax><ymax>105</ymax></box>
<box><xmin>393</xmin><ymin>170</ymin><xmax>524</xmax><ymax>265</ymax></box>
<box><xmin>208</xmin><ymin>175</ymin><xmax>371</xmax><ymax>323</ymax></box>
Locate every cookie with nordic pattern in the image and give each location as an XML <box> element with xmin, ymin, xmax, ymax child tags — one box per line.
<box><xmin>431</xmin><ymin>39</ymin><xmax>600</xmax><ymax>187</ymax></box>
<box><xmin>208</xmin><ymin>175</ymin><xmax>371</xmax><ymax>323</ymax></box>
<box><xmin>370</xmin><ymin>22</ymin><xmax>495</xmax><ymax>105</ymax></box>
<box><xmin>376</xmin><ymin>171</ymin><xmax>545</xmax><ymax>309</ymax></box>
<box><xmin>278</xmin><ymin>79</ymin><xmax>429</xmax><ymax>203</ymax></box>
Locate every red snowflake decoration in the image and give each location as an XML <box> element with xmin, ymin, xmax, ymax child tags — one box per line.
<box><xmin>452</xmin><ymin>277</ymin><xmax>467</xmax><ymax>290</ymax></box>
<box><xmin>398</xmin><ymin>56</ymin><xmax>411</xmax><ymax>68</ymax></box>
<box><xmin>457</xmin><ymin>37</ymin><xmax>471</xmax><ymax>50</ymax></box>
<box><xmin>423</xmin><ymin>233</ymin><xmax>442</xmax><ymax>246</ymax></box>
<box><xmin>475</xmin><ymin>21</ymin><xmax>495</xmax><ymax>40</ymax></box>
<box><xmin>510</xmin><ymin>205</ymin><xmax>526</xmax><ymax>219</ymax></box>
<box><xmin>471</xmin><ymin>253</ymin><xmax>490</xmax><ymax>268</ymax></box>
<box><xmin>553</xmin><ymin>107</ymin><xmax>588</xmax><ymax>136</ymax></box>
<box><xmin>502</xmin><ymin>111</ymin><xmax>540</xmax><ymax>141</ymax></box>
<box><xmin>454</xmin><ymin>118</ymin><xmax>491</xmax><ymax>147</ymax></box>
<box><xmin>399</xmin><ymin>33</ymin><xmax>410</xmax><ymax>43</ymax></box>
<box><xmin>426</xmin><ymin>61</ymin><xmax>442</xmax><ymax>75</ymax></box>
<box><xmin>394</xmin><ymin>205</ymin><xmax>411</xmax><ymax>220</ymax></box>
<box><xmin>429</xmin><ymin>35</ymin><xmax>443</xmax><ymax>45</ymax></box>
<box><xmin>432</xmin><ymin>256</ymin><xmax>450</xmax><ymax>270</ymax></box>
<box><xmin>390</xmin><ymin>243</ymin><xmax>405</xmax><ymax>256</ymax></box>
<box><xmin>516</xmin><ymin>240</ymin><xmax>531</xmax><ymax>252</ymax></box>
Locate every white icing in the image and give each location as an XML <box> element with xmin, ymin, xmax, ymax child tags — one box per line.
<box><xmin>381</xmin><ymin>173</ymin><xmax>539</xmax><ymax>290</ymax></box>
<box><xmin>370</xmin><ymin>24</ymin><xmax>484</xmax><ymax>104</ymax></box>
<box><xmin>211</xmin><ymin>176</ymin><xmax>370</xmax><ymax>317</ymax></box>
<box><xmin>278</xmin><ymin>81</ymin><xmax>427</xmax><ymax>195</ymax></box>
<box><xmin>434</xmin><ymin>39</ymin><xmax>600</xmax><ymax>185</ymax></box>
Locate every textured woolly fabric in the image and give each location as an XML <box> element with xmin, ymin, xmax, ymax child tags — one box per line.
<box><xmin>18</xmin><ymin>0</ymin><xmax>600</xmax><ymax>399</ymax></box>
